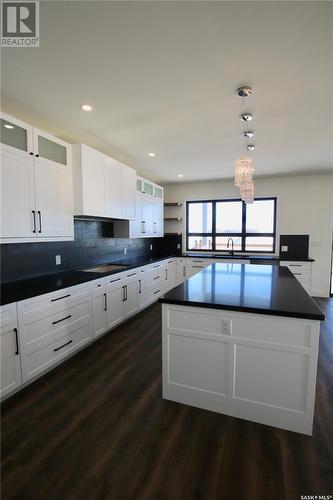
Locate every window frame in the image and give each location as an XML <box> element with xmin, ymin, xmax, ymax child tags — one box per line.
<box><xmin>186</xmin><ymin>197</ymin><xmax>277</xmax><ymax>254</ymax></box>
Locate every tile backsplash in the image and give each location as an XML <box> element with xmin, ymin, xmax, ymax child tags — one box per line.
<box><xmin>0</xmin><ymin>219</ymin><xmax>180</xmax><ymax>283</ymax></box>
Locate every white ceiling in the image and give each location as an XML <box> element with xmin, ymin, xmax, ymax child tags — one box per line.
<box><xmin>2</xmin><ymin>1</ymin><xmax>333</xmax><ymax>183</ymax></box>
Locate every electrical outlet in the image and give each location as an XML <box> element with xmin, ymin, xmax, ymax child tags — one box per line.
<box><xmin>221</xmin><ymin>320</ymin><xmax>231</xmax><ymax>335</ymax></box>
<box><xmin>281</xmin><ymin>245</ymin><xmax>288</xmax><ymax>252</ymax></box>
<box><xmin>55</xmin><ymin>255</ymin><xmax>61</xmax><ymax>265</ymax></box>
<box><xmin>124</xmin><ymin>247</ymin><xmax>127</xmax><ymax>254</ymax></box>
<box><xmin>177</xmin><ymin>243</ymin><xmax>181</xmax><ymax>249</ymax></box>
<box><xmin>150</xmin><ymin>244</ymin><xmax>153</xmax><ymax>251</ymax></box>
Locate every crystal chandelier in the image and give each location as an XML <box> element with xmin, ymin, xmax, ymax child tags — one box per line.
<box><xmin>234</xmin><ymin>86</ymin><xmax>255</xmax><ymax>204</ymax></box>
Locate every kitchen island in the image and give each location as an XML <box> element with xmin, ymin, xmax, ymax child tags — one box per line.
<box><xmin>159</xmin><ymin>263</ymin><xmax>324</xmax><ymax>435</ymax></box>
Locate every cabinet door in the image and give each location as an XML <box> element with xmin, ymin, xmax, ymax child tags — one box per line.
<box><xmin>121</xmin><ymin>165</ymin><xmax>136</xmax><ymax>220</ymax></box>
<box><xmin>34</xmin><ymin>156</ymin><xmax>73</xmax><ymax>238</ymax></box>
<box><xmin>107</xmin><ymin>286</ymin><xmax>125</xmax><ymax>329</ymax></box>
<box><xmin>92</xmin><ymin>282</ymin><xmax>108</xmax><ymax>338</ymax></box>
<box><xmin>152</xmin><ymin>199</ymin><xmax>163</xmax><ymax>237</ymax></box>
<box><xmin>105</xmin><ymin>156</ymin><xmax>122</xmax><ymax>218</ymax></box>
<box><xmin>81</xmin><ymin>144</ymin><xmax>105</xmax><ymax>216</ymax></box>
<box><xmin>124</xmin><ymin>281</ymin><xmax>138</xmax><ymax>317</ymax></box>
<box><xmin>129</xmin><ymin>193</ymin><xmax>143</xmax><ymax>238</ymax></box>
<box><xmin>1</xmin><ymin>325</ymin><xmax>22</xmax><ymax>398</ymax></box>
<box><xmin>0</xmin><ymin>148</ymin><xmax>36</xmax><ymax>238</ymax></box>
<box><xmin>141</xmin><ymin>196</ymin><xmax>153</xmax><ymax>236</ymax></box>
<box><xmin>0</xmin><ymin>113</ymin><xmax>33</xmax><ymax>156</ymax></box>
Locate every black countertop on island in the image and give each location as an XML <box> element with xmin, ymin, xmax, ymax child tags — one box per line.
<box><xmin>159</xmin><ymin>263</ymin><xmax>324</xmax><ymax>321</ymax></box>
<box><xmin>182</xmin><ymin>253</ymin><xmax>315</xmax><ymax>263</ymax></box>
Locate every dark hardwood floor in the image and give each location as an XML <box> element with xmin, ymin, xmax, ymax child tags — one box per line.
<box><xmin>1</xmin><ymin>298</ymin><xmax>333</xmax><ymax>500</ymax></box>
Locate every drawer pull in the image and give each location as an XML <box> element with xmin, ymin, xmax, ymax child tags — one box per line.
<box><xmin>293</xmin><ymin>273</ymin><xmax>303</xmax><ymax>276</ymax></box>
<box><xmin>153</xmin><ymin>265</ymin><xmax>160</xmax><ymax>268</ymax></box>
<box><xmin>154</xmin><ymin>289</ymin><xmax>160</xmax><ymax>295</ymax></box>
<box><xmin>139</xmin><ymin>279</ymin><xmax>142</xmax><ymax>294</ymax></box>
<box><xmin>51</xmin><ymin>294</ymin><xmax>71</xmax><ymax>302</ymax></box>
<box><xmin>52</xmin><ymin>314</ymin><xmax>72</xmax><ymax>325</ymax></box>
<box><xmin>192</xmin><ymin>260</ymin><xmax>203</xmax><ymax>263</ymax></box>
<box><xmin>127</xmin><ymin>272</ymin><xmax>136</xmax><ymax>277</ymax></box>
<box><xmin>54</xmin><ymin>340</ymin><xmax>72</xmax><ymax>352</ymax></box>
<box><xmin>289</xmin><ymin>264</ymin><xmax>302</xmax><ymax>267</ymax></box>
<box><xmin>13</xmin><ymin>328</ymin><xmax>19</xmax><ymax>355</ymax></box>
<box><xmin>192</xmin><ymin>265</ymin><xmax>203</xmax><ymax>268</ymax></box>
<box><xmin>168</xmin><ymin>260</ymin><xmax>173</xmax><ymax>264</ymax></box>
<box><xmin>110</xmin><ymin>277</ymin><xmax>121</xmax><ymax>283</ymax></box>
<box><xmin>104</xmin><ymin>293</ymin><xmax>107</xmax><ymax>311</ymax></box>
<box><xmin>154</xmin><ymin>276</ymin><xmax>160</xmax><ymax>280</ymax></box>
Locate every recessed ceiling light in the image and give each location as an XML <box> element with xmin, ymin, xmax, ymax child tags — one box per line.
<box><xmin>4</xmin><ymin>124</ymin><xmax>14</xmax><ymax>129</ymax></box>
<box><xmin>148</xmin><ymin>152</ymin><xmax>156</xmax><ymax>157</ymax></box>
<box><xmin>81</xmin><ymin>104</ymin><xmax>93</xmax><ymax>112</ymax></box>
<box><xmin>246</xmin><ymin>145</ymin><xmax>255</xmax><ymax>151</ymax></box>
<box><xmin>178</xmin><ymin>174</ymin><xmax>183</xmax><ymax>178</ymax></box>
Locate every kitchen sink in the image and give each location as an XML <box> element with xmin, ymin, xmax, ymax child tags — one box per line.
<box><xmin>82</xmin><ymin>264</ymin><xmax>128</xmax><ymax>273</ymax></box>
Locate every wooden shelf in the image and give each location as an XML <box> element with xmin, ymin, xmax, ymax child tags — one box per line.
<box><xmin>164</xmin><ymin>202</ymin><xmax>183</xmax><ymax>207</ymax></box>
<box><xmin>164</xmin><ymin>217</ymin><xmax>182</xmax><ymax>221</ymax></box>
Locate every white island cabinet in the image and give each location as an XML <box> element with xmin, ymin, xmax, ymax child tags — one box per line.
<box><xmin>160</xmin><ymin>263</ymin><xmax>324</xmax><ymax>435</ymax></box>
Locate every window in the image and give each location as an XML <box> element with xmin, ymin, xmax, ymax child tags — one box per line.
<box><xmin>186</xmin><ymin>198</ymin><xmax>277</xmax><ymax>253</ymax></box>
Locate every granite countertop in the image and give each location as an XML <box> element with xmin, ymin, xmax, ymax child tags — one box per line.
<box><xmin>0</xmin><ymin>254</ymin><xmax>178</xmax><ymax>306</ymax></box>
<box><xmin>159</xmin><ymin>263</ymin><xmax>324</xmax><ymax>321</ymax></box>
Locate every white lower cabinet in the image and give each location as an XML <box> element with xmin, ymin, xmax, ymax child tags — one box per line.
<box><xmin>91</xmin><ymin>279</ymin><xmax>108</xmax><ymax>338</ymax></box>
<box><xmin>0</xmin><ymin>303</ymin><xmax>22</xmax><ymax>398</ymax></box>
<box><xmin>17</xmin><ymin>283</ymin><xmax>93</xmax><ymax>382</ymax></box>
<box><xmin>1</xmin><ymin>257</ymin><xmax>180</xmax><ymax>399</ymax></box>
<box><xmin>280</xmin><ymin>261</ymin><xmax>312</xmax><ymax>294</ymax></box>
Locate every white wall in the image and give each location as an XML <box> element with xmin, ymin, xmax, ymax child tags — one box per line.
<box><xmin>164</xmin><ymin>173</ymin><xmax>333</xmax><ymax>298</ymax></box>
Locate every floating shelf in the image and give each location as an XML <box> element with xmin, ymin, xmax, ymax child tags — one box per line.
<box><xmin>164</xmin><ymin>202</ymin><xmax>183</xmax><ymax>207</ymax></box>
<box><xmin>164</xmin><ymin>217</ymin><xmax>182</xmax><ymax>222</ymax></box>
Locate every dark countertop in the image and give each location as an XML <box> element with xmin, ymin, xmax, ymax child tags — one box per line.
<box><xmin>159</xmin><ymin>263</ymin><xmax>324</xmax><ymax>321</ymax></box>
<box><xmin>182</xmin><ymin>253</ymin><xmax>315</xmax><ymax>262</ymax></box>
<box><xmin>0</xmin><ymin>254</ymin><xmax>177</xmax><ymax>306</ymax></box>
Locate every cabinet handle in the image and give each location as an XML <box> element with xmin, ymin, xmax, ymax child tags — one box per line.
<box><xmin>29</xmin><ymin>152</ymin><xmax>34</xmax><ymax>155</ymax></box>
<box><xmin>153</xmin><ymin>289</ymin><xmax>160</xmax><ymax>295</ymax></box>
<box><xmin>104</xmin><ymin>293</ymin><xmax>107</xmax><ymax>311</ymax></box>
<box><xmin>139</xmin><ymin>279</ymin><xmax>142</xmax><ymax>294</ymax></box>
<box><xmin>153</xmin><ymin>264</ymin><xmax>160</xmax><ymax>268</ymax></box>
<box><xmin>54</xmin><ymin>340</ymin><xmax>72</xmax><ymax>352</ymax></box>
<box><xmin>52</xmin><ymin>314</ymin><xmax>72</xmax><ymax>325</ymax></box>
<box><xmin>142</xmin><ymin>221</ymin><xmax>146</xmax><ymax>234</ymax></box>
<box><xmin>165</xmin><ymin>269</ymin><xmax>168</xmax><ymax>280</ymax></box>
<box><xmin>110</xmin><ymin>277</ymin><xmax>121</xmax><ymax>283</ymax></box>
<box><xmin>51</xmin><ymin>294</ymin><xmax>71</xmax><ymax>302</ymax></box>
<box><xmin>35</xmin><ymin>154</ymin><xmax>40</xmax><ymax>158</ymax></box>
<box><xmin>193</xmin><ymin>260</ymin><xmax>203</xmax><ymax>263</ymax></box>
<box><xmin>32</xmin><ymin>210</ymin><xmax>36</xmax><ymax>233</ymax></box>
<box><xmin>183</xmin><ymin>266</ymin><xmax>186</xmax><ymax>277</ymax></box>
<box><xmin>168</xmin><ymin>260</ymin><xmax>173</xmax><ymax>264</ymax></box>
<box><xmin>127</xmin><ymin>272</ymin><xmax>136</xmax><ymax>277</ymax></box>
<box><xmin>37</xmin><ymin>210</ymin><xmax>42</xmax><ymax>233</ymax></box>
<box><xmin>13</xmin><ymin>328</ymin><xmax>19</xmax><ymax>355</ymax></box>
<box><xmin>192</xmin><ymin>265</ymin><xmax>203</xmax><ymax>268</ymax></box>
<box><xmin>153</xmin><ymin>275</ymin><xmax>160</xmax><ymax>280</ymax></box>
<box><xmin>122</xmin><ymin>286</ymin><xmax>126</xmax><ymax>301</ymax></box>
<box><xmin>289</xmin><ymin>264</ymin><xmax>302</xmax><ymax>267</ymax></box>
<box><xmin>125</xmin><ymin>285</ymin><xmax>128</xmax><ymax>300</ymax></box>
<box><xmin>154</xmin><ymin>222</ymin><xmax>157</xmax><ymax>234</ymax></box>
<box><xmin>293</xmin><ymin>273</ymin><xmax>303</xmax><ymax>276</ymax></box>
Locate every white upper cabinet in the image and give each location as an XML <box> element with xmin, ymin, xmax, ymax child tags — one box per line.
<box><xmin>114</xmin><ymin>176</ymin><xmax>164</xmax><ymax>239</ymax></box>
<box><xmin>0</xmin><ymin>112</ymin><xmax>74</xmax><ymax>243</ymax></box>
<box><xmin>72</xmin><ymin>143</ymin><xmax>136</xmax><ymax>221</ymax></box>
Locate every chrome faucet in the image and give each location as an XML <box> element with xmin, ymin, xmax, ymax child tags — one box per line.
<box><xmin>227</xmin><ymin>237</ymin><xmax>234</xmax><ymax>256</ymax></box>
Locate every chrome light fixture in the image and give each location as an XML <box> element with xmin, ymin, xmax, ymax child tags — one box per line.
<box><xmin>235</xmin><ymin>156</ymin><xmax>254</xmax><ymax>187</ymax></box>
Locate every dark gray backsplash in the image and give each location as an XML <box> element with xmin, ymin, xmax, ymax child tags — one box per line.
<box><xmin>0</xmin><ymin>220</ymin><xmax>180</xmax><ymax>283</ymax></box>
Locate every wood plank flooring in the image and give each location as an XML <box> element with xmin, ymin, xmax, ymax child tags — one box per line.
<box><xmin>1</xmin><ymin>298</ymin><xmax>333</xmax><ymax>500</ymax></box>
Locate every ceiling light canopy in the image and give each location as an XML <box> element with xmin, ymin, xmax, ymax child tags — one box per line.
<box><xmin>237</xmin><ymin>86</ymin><xmax>253</xmax><ymax>98</ymax></box>
<box><xmin>81</xmin><ymin>104</ymin><xmax>93</xmax><ymax>112</ymax></box>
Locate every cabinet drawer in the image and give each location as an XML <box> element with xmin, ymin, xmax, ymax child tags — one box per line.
<box><xmin>281</xmin><ymin>261</ymin><xmax>312</xmax><ymax>274</ymax></box>
<box><xmin>106</xmin><ymin>274</ymin><xmax>125</xmax><ymax>292</ymax></box>
<box><xmin>124</xmin><ymin>269</ymin><xmax>138</xmax><ymax>285</ymax></box>
<box><xmin>18</xmin><ymin>284</ymin><xmax>91</xmax><ymax>324</ymax></box>
<box><xmin>0</xmin><ymin>302</ymin><xmax>17</xmax><ymax>328</ymax></box>
<box><xmin>294</xmin><ymin>275</ymin><xmax>311</xmax><ymax>293</ymax></box>
<box><xmin>21</xmin><ymin>300</ymin><xmax>91</xmax><ymax>354</ymax></box>
<box><xmin>22</xmin><ymin>323</ymin><xmax>92</xmax><ymax>382</ymax></box>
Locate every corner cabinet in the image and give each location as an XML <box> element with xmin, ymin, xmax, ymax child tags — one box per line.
<box><xmin>113</xmin><ymin>176</ymin><xmax>164</xmax><ymax>238</ymax></box>
<box><xmin>72</xmin><ymin>143</ymin><xmax>136</xmax><ymax>220</ymax></box>
<box><xmin>0</xmin><ymin>112</ymin><xmax>74</xmax><ymax>243</ymax></box>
